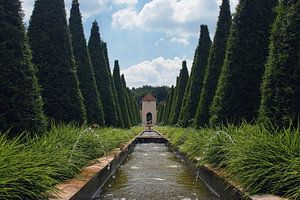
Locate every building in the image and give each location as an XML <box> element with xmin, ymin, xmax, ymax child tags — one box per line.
<box><xmin>141</xmin><ymin>93</ymin><xmax>157</xmax><ymax>125</ymax></box>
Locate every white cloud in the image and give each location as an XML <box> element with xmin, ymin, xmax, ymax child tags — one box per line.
<box><xmin>170</xmin><ymin>37</ymin><xmax>189</xmax><ymax>45</ymax></box>
<box><xmin>121</xmin><ymin>57</ymin><xmax>192</xmax><ymax>88</ymax></box>
<box><xmin>155</xmin><ymin>38</ymin><xmax>165</xmax><ymax>46</ymax></box>
<box><xmin>22</xmin><ymin>0</ymin><xmax>111</xmax><ymax>22</ymax></box>
<box><xmin>22</xmin><ymin>0</ymin><xmax>34</xmax><ymax>22</ymax></box>
<box><xmin>112</xmin><ymin>0</ymin><xmax>240</xmax><ymax>45</ymax></box>
<box><xmin>111</xmin><ymin>7</ymin><xmax>140</xmax><ymax>29</ymax></box>
<box><xmin>112</xmin><ymin>0</ymin><xmax>221</xmax><ymax>45</ymax></box>
<box><xmin>216</xmin><ymin>0</ymin><xmax>239</xmax><ymax>10</ymax></box>
<box><xmin>112</xmin><ymin>0</ymin><xmax>137</xmax><ymax>5</ymax></box>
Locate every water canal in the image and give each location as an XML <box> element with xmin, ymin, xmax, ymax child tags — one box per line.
<box><xmin>93</xmin><ymin>132</ymin><xmax>219</xmax><ymax>200</ymax></box>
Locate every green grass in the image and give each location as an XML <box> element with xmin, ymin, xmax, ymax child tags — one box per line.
<box><xmin>0</xmin><ymin>124</ymin><xmax>136</xmax><ymax>199</ymax></box>
<box><xmin>156</xmin><ymin>124</ymin><xmax>300</xmax><ymax>199</ymax></box>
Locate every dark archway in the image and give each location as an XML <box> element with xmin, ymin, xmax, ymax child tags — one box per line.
<box><xmin>146</xmin><ymin>112</ymin><xmax>153</xmax><ymax>124</ymax></box>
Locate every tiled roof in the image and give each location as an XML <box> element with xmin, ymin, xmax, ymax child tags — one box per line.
<box><xmin>142</xmin><ymin>93</ymin><xmax>157</xmax><ymax>101</ymax></box>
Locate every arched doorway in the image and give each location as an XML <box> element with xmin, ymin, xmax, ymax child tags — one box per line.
<box><xmin>146</xmin><ymin>112</ymin><xmax>153</xmax><ymax>124</ymax></box>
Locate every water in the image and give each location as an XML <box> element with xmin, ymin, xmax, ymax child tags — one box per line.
<box><xmin>140</xmin><ymin>131</ymin><xmax>161</xmax><ymax>137</ymax></box>
<box><xmin>97</xmin><ymin>143</ymin><xmax>219</xmax><ymax>200</ymax></box>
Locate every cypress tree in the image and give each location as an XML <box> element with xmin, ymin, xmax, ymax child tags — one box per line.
<box><xmin>168</xmin><ymin>77</ymin><xmax>179</xmax><ymax>124</ymax></box>
<box><xmin>113</xmin><ymin>60</ymin><xmax>131</xmax><ymax>128</ymax></box>
<box><xmin>134</xmin><ymin>97</ymin><xmax>141</xmax><ymax>123</ymax></box>
<box><xmin>122</xmin><ymin>75</ymin><xmax>136</xmax><ymax>125</ymax></box>
<box><xmin>69</xmin><ymin>0</ymin><xmax>104</xmax><ymax>125</ymax></box>
<box><xmin>102</xmin><ymin>42</ymin><xmax>123</xmax><ymax>128</ymax></box>
<box><xmin>259</xmin><ymin>0</ymin><xmax>300</xmax><ymax>128</ymax></box>
<box><xmin>163</xmin><ymin>86</ymin><xmax>175</xmax><ymax>124</ymax></box>
<box><xmin>159</xmin><ymin>104</ymin><xmax>166</xmax><ymax>124</ymax></box>
<box><xmin>121</xmin><ymin>75</ymin><xmax>134</xmax><ymax>125</ymax></box>
<box><xmin>127</xmin><ymin>87</ymin><xmax>138</xmax><ymax>125</ymax></box>
<box><xmin>0</xmin><ymin>0</ymin><xmax>46</xmax><ymax>135</ymax></box>
<box><xmin>194</xmin><ymin>0</ymin><xmax>232</xmax><ymax>128</ymax></box>
<box><xmin>28</xmin><ymin>0</ymin><xmax>86</xmax><ymax>124</ymax></box>
<box><xmin>157</xmin><ymin>104</ymin><xmax>162</xmax><ymax>123</ymax></box>
<box><xmin>170</xmin><ymin>61</ymin><xmax>189</xmax><ymax>125</ymax></box>
<box><xmin>88</xmin><ymin>22</ymin><xmax>118</xmax><ymax>127</ymax></box>
<box><xmin>132</xmin><ymin>90</ymin><xmax>140</xmax><ymax>124</ymax></box>
<box><xmin>178</xmin><ymin>77</ymin><xmax>191</xmax><ymax>124</ymax></box>
<box><xmin>210</xmin><ymin>0</ymin><xmax>278</xmax><ymax>125</ymax></box>
<box><xmin>179</xmin><ymin>25</ymin><xmax>212</xmax><ymax>127</ymax></box>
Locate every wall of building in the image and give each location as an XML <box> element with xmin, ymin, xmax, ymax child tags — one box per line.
<box><xmin>141</xmin><ymin>101</ymin><xmax>157</xmax><ymax>125</ymax></box>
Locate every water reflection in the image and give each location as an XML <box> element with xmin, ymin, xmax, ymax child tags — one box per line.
<box><xmin>99</xmin><ymin>143</ymin><xmax>218</xmax><ymax>200</ymax></box>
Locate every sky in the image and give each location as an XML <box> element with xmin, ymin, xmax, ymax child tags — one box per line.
<box><xmin>22</xmin><ymin>0</ymin><xmax>239</xmax><ymax>88</ymax></box>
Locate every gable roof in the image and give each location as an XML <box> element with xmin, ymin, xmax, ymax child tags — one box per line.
<box><xmin>142</xmin><ymin>93</ymin><xmax>157</xmax><ymax>101</ymax></box>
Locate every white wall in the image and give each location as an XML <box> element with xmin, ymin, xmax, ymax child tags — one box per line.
<box><xmin>141</xmin><ymin>101</ymin><xmax>157</xmax><ymax>125</ymax></box>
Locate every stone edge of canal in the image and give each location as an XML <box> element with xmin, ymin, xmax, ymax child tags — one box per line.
<box><xmin>50</xmin><ymin>130</ymin><xmax>272</xmax><ymax>200</ymax></box>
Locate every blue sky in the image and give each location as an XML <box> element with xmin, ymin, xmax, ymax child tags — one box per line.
<box><xmin>22</xmin><ymin>0</ymin><xmax>239</xmax><ymax>88</ymax></box>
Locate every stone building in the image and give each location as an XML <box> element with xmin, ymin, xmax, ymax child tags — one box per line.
<box><xmin>141</xmin><ymin>93</ymin><xmax>157</xmax><ymax>125</ymax></box>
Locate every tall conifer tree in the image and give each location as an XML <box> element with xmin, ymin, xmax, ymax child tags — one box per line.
<box><xmin>88</xmin><ymin>22</ymin><xmax>118</xmax><ymax>126</ymax></box>
<box><xmin>69</xmin><ymin>0</ymin><xmax>104</xmax><ymax>125</ymax></box>
<box><xmin>179</xmin><ymin>25</ymin><xmax>211</xmax><ymax>127</ymax></box>
<box><xmin>0</xmin><ymin>0</ymin><xmax>46</xmax><ymax>134</ymax></box>
<box><xmin>169</xmin><ymin>77</ymin><xmax>179</xmax><ymax>124</ymax></box>
<box><xmin>127</xmin><ymin>87</ymin><xmax>138</xmax><ymax>125</ymax></box>
<box><xmin>210</xmin><ymin>0</ymin><xmax>278</xmax><ymax>125</ymax></box>
<box><xmin>171</xmin><ymin>61</ymin><xmax>189</xmax><ymax>125</ymax></box>
<box><xmin>28</xmin><ymin>0</ymin><xmax>86</xmax><ymax>124</ymax></box>
<box><xmin>259</xmin><ymin>0</ymin><xmax>300</xmax><ymax>128</ymax></box>
<box><xmin>102</xmin><ymin>42</ymin><xmax>123</xmax><ymax>127</ymax></box>
<box><xmin>122</xmin><ymin>75</ymin><xmax>135</xmax><ymax>125</ymax></box>
<box><xmin>163</xmin><ymin>86</ymin><xmax>175</xmax><ymax>124</ymax></box>
<box><xmin>113</xmin><ymin>61</ymin><xmax>131</xmax><ymax>128</ymax></box>
<box><xmin>194</xmin><ymin>0</ymin><xmax>231</xmax><ymax>128</ymax></box>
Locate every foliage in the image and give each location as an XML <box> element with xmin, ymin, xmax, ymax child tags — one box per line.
<box><xmin>69</xmin><ymin>0</ymin><xmax>104</xmax><ymax>125</ymax></box>
<box><xmin>259</xmin><ymin>0</ymin><xmax>300</xmax><ymax>128</ymax></box>
<box><xmin>113</xmin><ymin>60</ymin><xmax>131</xmax><ymax>128</ymax></box>
<box><xmin>0</xmin><ymin>0</ymin><xmax>46</xmax><ymax>135</ymax></box>
<box><xmin>132</xmin><ymin>85</ymin><xmax>170</xmax><ymax>103</ymax></box>
<box><xmin>194</xmin><ymin>0</ymin><xmax>232</xmax><ymax>128</ymax></box>
<box><xmin>28</xmin><ymin>0</ymin><xmax>86</xmax><ymax>124</ymax></box>
<box><xmin>210</xmin><ymin>0</ymin><xmax>278</xmax><ymax>126</ymax></box>
<box><xmin>157</xmin><ymin>125</ymin><xmax>300</xmax><ymax>199</ymax></box>
<box><xmin>102</xmin><ymin>42</ymin><xmax>124</xmax><ymax>128</ymax></box>
<box><xmin>170</xmin><ymin>61</ymin><xmax>189</xmax><ymax>125</ymax></box>
<box><xmin>161</xmin><ymin>86</ymin><xmax>175</xmax><ymax>124</ymax></box>
<box><xmin>0</xmin><ymin>124</ymin><xmax>135</xmax><ymax>199</ymax></box>
<box><xmin>179</xmin><ymin>25</ymin><xmax>212</xmax><ymax>127</ymax></box>
<box><xmin>88</xmin><ymin>21</ymin><xmax>118</xmax><ymax>127</ymax></box>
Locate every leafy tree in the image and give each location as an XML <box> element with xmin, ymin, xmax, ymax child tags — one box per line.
<box><xmin>0</xmin><ymin>0</ymin><xmax>46</xmax><ymax>135</ymax></box>
<box><xmin>69</xmin><ymin>0</ymin><xmax>104</xmax><ymax>125</ymax></box>
<box><xmin>88</xmin><ymin>21</ymin><xmax>118</xmax><ymax>127</ymax></box>
<box><xmin>210</xmin><ymin>0</ymin><xmax>278</xmax><ymax>125</ymax></box>
<box><xmin>113</xmin><ymin>60</ymin><xmax>131</xmax><ymax>128</ymax></box>
<box><xmin>132</xmin><ymin>85</ymin><xmax>170</xmax><ymax>103</ymax></box>
<box><xmin>194</xmin><ymin>0</ymin><xmax>232</xmax><ymax>128</ymax></box>
<box><xmin>179</xmin><ymin>25</ymin><xmax>212</xmax><ymax>127</ymax></box>
<box><xmin>259</xmin><ymin>0</ymin><xmax>300</xmax><ymax>128</ymax></box>
<box><xmin>28</xmin><ymin>0</ymin><xmax>86</xmax><ymax>124</ymax></box>
<box><xmin>170</xmin><ymin>61</ymin><xmax>189</xmax><ymax>125</ymax></box>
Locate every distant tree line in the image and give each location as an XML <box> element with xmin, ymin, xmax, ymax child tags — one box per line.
<box><xmin>132</xmin><ymin>85</ymin><xmax>170</xmax><ymax>103</ymax></box>
<box><xmin>0</xmin><ymin>0</ymin><xmax>141</xmax><ymax>136</ymax></box>
<box><xmin>159</xmin><ymin>0</ymin><xmax>300</xmax><ymax>129</ymax></box>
